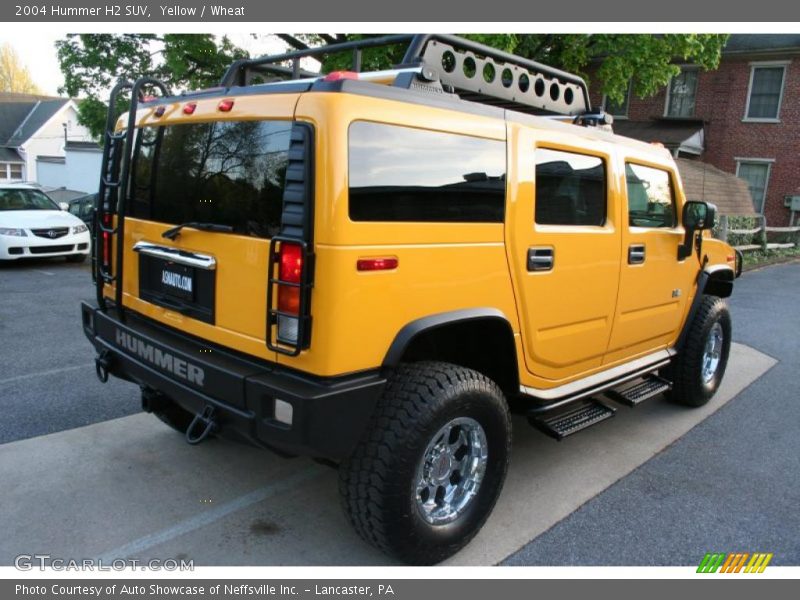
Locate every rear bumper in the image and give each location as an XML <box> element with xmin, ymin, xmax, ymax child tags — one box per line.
<box><xmin>81</xmin><ymin>302</ymin><xmax>384</xmax><ymax>460</ymax></box>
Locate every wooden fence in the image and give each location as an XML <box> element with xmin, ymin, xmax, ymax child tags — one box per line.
<box><xmin>717</xmin><ymin>215</ymin><xmax>800</xmax><ymax>252</ymax></box>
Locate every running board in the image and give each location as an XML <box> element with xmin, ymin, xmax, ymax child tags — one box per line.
<box><xmin>528</xmin><ymin>399</ymin><xmax>616</xmax><ymax>441</ymax></box>
<box><xmin>605</xmin><ymin>375</ymin><xmax>672</xmax><ymax>407</ymax></box>
<box><xmin>520</xmin><ymin>349</ymin><xmax>674</xmax><ymax>406</ymax></box>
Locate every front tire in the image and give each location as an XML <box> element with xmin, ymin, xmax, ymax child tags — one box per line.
<box><xmin>668</xmin><ymin>295</ymin><xmax>731</xmax><ymax>407</ymax></box>
<box><xmin>339</xmin><ymin>362</ymin><xmax>511</xmax><ymax>565</ymax></box>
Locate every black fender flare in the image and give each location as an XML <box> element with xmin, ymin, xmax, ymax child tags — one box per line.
<box><xmin>675</xmin><ymin>265</ymin><xmax>735</xmax><ymax>352</ymax></box>
<box><xmin>383</xmin><ymin>308</ymin><xmax>516</xmax><ymax>367</ymax></box>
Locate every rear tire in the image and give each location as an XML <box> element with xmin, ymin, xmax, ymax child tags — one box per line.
<box><xmin>339</xmin><ymin>361</ymin><xmax>511</xmax><ymax>565</ymax></box>
<box><xmin>667</xmin><ymin>295</ymin><xmax>731</xmax><ymax>407</ymax></box>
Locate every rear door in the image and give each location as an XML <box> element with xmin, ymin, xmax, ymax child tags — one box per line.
<box><xmin>508</xmin><ymin>124</ymin><xmax>622</xmax><ymax>383</ymax></box>
<box><xmin>605</xmin><ymin>160</ymin><xmax>697</xmax><ymax>363</ymax></box>
<box><xmin>116</xmin><ymin>97</ymin><xmax>301</xmax><ymax>363</ymax></box>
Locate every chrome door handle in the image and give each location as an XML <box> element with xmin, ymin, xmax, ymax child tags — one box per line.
<box><xmin>527</xmin><ymin>247</ymin><xmax>554</xmax><ymax>272</ymax></box>
<box><xmin>628</xmin><ymin>244</ymin><xmax>646</xmax><ymax>265</ymax></box>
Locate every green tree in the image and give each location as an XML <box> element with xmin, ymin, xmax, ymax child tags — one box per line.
<box><xmin>293</xmin><ymin>33</ymin><xmax>728</xmax><ymax>104</ymax></box>
<box><xmin>0</xmin><ymin>42</ymin><xmax>42</xmax><ymax>94</ymax></box>
<box><xmin>56</xmin><ymin>34</ymin><xmax>249</xmax><ymax>139</ymax></box>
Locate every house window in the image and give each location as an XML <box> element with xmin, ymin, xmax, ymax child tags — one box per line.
<box><xmin>736</xmin><ymin>160</ymin><xmax>773</xmax><ymax>213</ymax></box>
<box><xmin>745</xmin><ymin>63</ymin><xmax>787</xmax><ymax>121</ymax></box>
<box><xmin>665</xmin><ymin>69</ymin><xmax>698</xmax><ymax>117</ymax></box>
<box><xmin>1</xmin><ymin>162</ymin><xmax>24</xmax><ymax>181</ymax></box>
<box><xmin>603</xmin><ymin>81</ymin><xmax>631</xmax><ymax>118</ymax></box>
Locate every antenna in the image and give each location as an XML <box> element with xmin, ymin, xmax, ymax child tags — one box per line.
<box><xmin>701</xmin><ymin>161</ymin><xmax>707</xmax><ymax>202</ymax></box>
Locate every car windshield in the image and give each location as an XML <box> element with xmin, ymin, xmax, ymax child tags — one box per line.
<box><xmin>0</xmin><ymin>189</ymin><xmax>59</xmax><ymax>211</ymax></box>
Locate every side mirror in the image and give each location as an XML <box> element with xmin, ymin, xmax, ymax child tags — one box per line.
<box><xmin>683</xmin><ymin>200</ymin><xmax>717</xmax><ymax>231</ymax></box>
<box><xmin>678</xmin><ymin>201</ymin><xmax>718</xmax><ymax>260</ymax></box>
<box><xmin>58</xmin><ymin>202</ymin><xmax>69</xmax><ymax>211</ymax></box>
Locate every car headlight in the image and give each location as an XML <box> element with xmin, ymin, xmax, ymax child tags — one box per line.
<box><xmin>72</xmin><ymin>224</ymin><xmax>89</xmax><ymax>234</ymax></box>
<box><xmin>0</xmin><ymin>228</ymin><xmax>27</xmax><ymax>237</ymax></box>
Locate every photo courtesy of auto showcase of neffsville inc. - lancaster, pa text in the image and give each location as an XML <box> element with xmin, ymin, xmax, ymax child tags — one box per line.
<box><xmin>0</xmin><ymin>1</ymin><xmax>799</xmax><ymax>598</ymax></box>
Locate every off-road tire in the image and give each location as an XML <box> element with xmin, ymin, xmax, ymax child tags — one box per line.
<box><xmin>339</xmin><ymin>361</ymin><xmax>511</xmax><ymax>565</ymax></box>
<box><xmin>667</xmin><ymin>295</ymin><xmax>731</xmax><ymax>407</ymax></box>
<box><xmin>66</xmin><ymin>254</ymin><xmax>87</xmax><ymax>263</ymax></box>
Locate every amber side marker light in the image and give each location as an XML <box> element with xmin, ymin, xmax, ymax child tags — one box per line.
<box><xmin>323</xmin><ymin>71</ymin><xmax>360</xmax><ymax>82</ymax></box>
<box><xmin>357</xmin><ymin>257</ymin><xmax>399</xmax><ymax>271</ymax></box>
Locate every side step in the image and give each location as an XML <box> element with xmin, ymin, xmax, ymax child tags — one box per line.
<box><xmin>605</xmin><ymin>375</ymin><xmax>672</xmax><ymax>407</ymax></box>
<box><xmin>528</xmin><ymin>399</ymin><xmax>616</xmax><ymax>441</ymax></box>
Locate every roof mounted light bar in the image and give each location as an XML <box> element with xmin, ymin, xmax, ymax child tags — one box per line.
<box><xmin>400</xmin><ymin>35</ymin><xmax>591</xmax><ymax>116</ymax></box>
<box><xmin>219</xmin><ymin>34</ymin><xmax>592</xmax><ymax>117</ymax></box>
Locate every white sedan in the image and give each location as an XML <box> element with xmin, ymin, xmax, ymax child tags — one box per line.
<box><xmin>0</xmin><ymin>183</ymin><xmax>92</xmax><ymax>263</ymax></box>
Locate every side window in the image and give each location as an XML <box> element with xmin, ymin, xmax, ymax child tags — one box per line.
<box><xmin>68</xmin><ymin>202</ymin><xmax>81</xmax><ymax>217</ymax></box>
<box><xmin>81</xmin><ymin>199</ymin><xmax>94</xmax><ymax>219</ymax></box>
<box><xmin>348</xmin><ymin>121</ymin><xmax>506</xmax><ymax>223</ymax></box>
<box><xmin>535</xmin><ymin>148</ymin><xmax>606</xmax><ymax>226</ymax></box>
<box><xmin>625</xmin><ymin>163</ymin><xmax>676</xmax><ymax>228</ymax></box>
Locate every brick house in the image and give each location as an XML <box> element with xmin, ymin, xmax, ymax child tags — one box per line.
<box><xmin>592</xmin><ymin>34</ymin><xmax>800</xmax><ymax>225</ymax></box>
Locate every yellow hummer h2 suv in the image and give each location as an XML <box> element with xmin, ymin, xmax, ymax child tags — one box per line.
<box><xmin>81</xmin><ymin>35</ymin><xmax>741</xmax><ymax>564</ymax></box>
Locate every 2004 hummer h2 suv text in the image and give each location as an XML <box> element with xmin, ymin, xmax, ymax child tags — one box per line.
<box><xmin>81</xmin><ymin>35</ymin><xmax>741</xmax><ymax>564</ymax></box>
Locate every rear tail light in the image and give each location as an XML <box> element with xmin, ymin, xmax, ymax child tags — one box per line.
<box><xmin>102</xmin><ymin>213</ymin><xmax>112</xmax><ymax>269</ymax></box>
<box><xmin>276</xmin><ymin>242</ymin><xmax>303</xmax><ymax>345</ymax></box>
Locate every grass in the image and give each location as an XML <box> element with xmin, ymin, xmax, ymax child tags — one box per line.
<box><xmin>741</xmin><ymin>246</ymin><xmax>800</xmax><ymax>271</ymax></box>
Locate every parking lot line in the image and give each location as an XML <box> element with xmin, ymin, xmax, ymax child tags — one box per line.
<box><xmin>0</xmin><ymin>363</ymin><xmax>94</xmax><ymax>385</ymax></box>
<box><xmin>98</xmin><ymin>466</ymin><xmax>324</xmax><ymax>563</ymax></box>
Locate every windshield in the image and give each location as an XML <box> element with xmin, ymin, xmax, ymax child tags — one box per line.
<box><xmin>129</xmin><ymin>120</ymin><xmax>293</xmax><ymax>238</ymax></box>
<box><xmin>0</xmin><ymin>188</ymin><xmax>59</xmax><ymax>211</ymax></box>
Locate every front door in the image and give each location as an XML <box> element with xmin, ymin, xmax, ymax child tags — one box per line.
<box><xmin>605</xmin><ymin>160</ymin><xmax>698</xmax><ymax>363</ymax></box>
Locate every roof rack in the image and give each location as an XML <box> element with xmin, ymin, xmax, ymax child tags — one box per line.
<box><xmin>219</xmin><ymin>34</ymin><xmax>592</xmax><ymax>117</ymax></box>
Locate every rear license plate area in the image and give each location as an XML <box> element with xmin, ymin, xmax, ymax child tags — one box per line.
<box><xmin>139</xmin><ymin>255</ymin><xmax>215</xmax><ymax>324</ymax></box>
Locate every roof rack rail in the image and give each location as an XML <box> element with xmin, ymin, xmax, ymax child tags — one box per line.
<box><xmin>219</xmin><ymin>34</ymin><xmax>592</xmax><ymax>117</ymax></box>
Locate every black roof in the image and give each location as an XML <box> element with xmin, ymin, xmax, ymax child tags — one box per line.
<box><xmin>0</xmin><ymin>97</ymin><xmax>68</xmax><ymax>146</ymax></box>
<box><xmin>724</xmin><ymin>34</ymin><xmax>800</xmax><ymax>54</ymax></box>
<box><xmin>0</xmin><ymin>147</ymin><xmax>24</xmax><ymax>162</ymax></box>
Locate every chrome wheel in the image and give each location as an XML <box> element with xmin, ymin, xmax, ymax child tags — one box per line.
<box><xmin>702</xmin><ymin>322</ymin><xmax>724</xmax><ymax>384</ymax></box>
<box><xmin>415</xmin><ymin>417</ymin><xmax>488</xmax><ymax>525</ymax></box>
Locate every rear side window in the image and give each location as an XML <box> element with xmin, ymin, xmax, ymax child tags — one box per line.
<box><xmin>625</xmin><ymin>163</ymin><xmax>676</xmax><ymax>228</ymax></box>
<box><xmin>129</xmin><ymin>121</ymin><xmax>293</xmax><ymax>238</ymax></box>
<box><xmin>348</xmin><ymin>121</ymin><xmax>506</xmax><ymax>223</ymax></box>
<box><xmin>535</xmin><ymin>148</ymin><xmax>606</xmax><ymax>226</ymax></box>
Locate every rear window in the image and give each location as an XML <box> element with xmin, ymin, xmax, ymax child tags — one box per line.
<box><xmin>129</xmin><ymin>120</ymin><xmax>293</xmax><ymax>238</ymax></box>
<box><xmin>348</xmin><ymin>121</ymin><xmax>506</xmax><ymax>223</ymax></box>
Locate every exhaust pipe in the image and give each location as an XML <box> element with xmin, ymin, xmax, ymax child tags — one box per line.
<box><xmin>95</xmin><ymin>350</ymin><xmax>112</xmax><ymax>383</ymax></box>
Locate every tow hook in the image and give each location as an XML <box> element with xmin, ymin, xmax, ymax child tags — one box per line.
<box><xmin>185</xmin><ymin>405</ymin><xmax>218</xmax><ymax>445</ymax></box>
<box><xmin>95</xmin><ymin>350</ymin><xmax>112</xmax><ymax>383</ymax></box>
